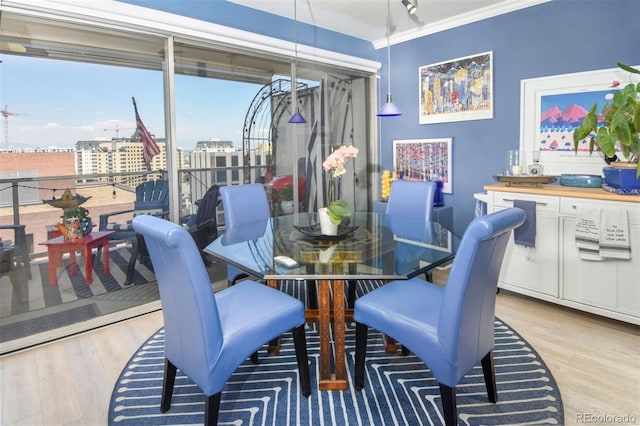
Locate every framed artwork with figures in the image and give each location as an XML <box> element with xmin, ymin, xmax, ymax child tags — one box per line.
<box><xmin>419</xmin><ymin>51</ymin><xmax>493</xmax><ymax>124</ymax></box>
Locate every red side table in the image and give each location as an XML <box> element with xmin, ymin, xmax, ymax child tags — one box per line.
<box><xmin>40</xmin><ymin>231</ymin><xmax>114</xmax><ymax>286</ymax></box>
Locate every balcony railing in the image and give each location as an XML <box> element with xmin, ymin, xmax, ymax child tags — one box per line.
<box><xmin>0</xmin><ymin>165</ymin><xmax>268</xmax><ymax>354</ymax></box>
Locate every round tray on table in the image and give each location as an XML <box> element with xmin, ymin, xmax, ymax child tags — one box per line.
<box><xmin>493</xmin><ymin>174</ymin><xmax>557</xmax><ymax>187</ymax></box>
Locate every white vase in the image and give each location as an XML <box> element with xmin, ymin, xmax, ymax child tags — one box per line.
<box><xmin>280</xmin><ymin>200</ymin><xmax>295</xmax><ymax>214</ymax></box>
<box><xmin>318</xmin><ymin>207</ymin><xmax>338</xmax><ymax>236</ymax></box>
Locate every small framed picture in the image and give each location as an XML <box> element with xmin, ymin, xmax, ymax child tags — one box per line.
<box><xmin>393</xmin><ymin>138</ymin><xmax>452</xmax><ymax>194</ymax></box>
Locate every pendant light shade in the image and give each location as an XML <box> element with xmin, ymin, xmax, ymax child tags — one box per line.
<box><xmin>377</xmin><ymin>0</ymin><xmax>402</xmax><ymax>117</ymax></box>
<box><xmin>289</xmin><ymin>0</ymin><xmax>306</xmax><ymax>124</ymax></box>
<box><xmin>377</xmin><ymin>94</ymin><xmax>402</xmax><ymax>116</ymax></box>
<box><xmin>288</xmin><ymin>111</ymin><xmax>307</xmax><ymax>124</ymax></box>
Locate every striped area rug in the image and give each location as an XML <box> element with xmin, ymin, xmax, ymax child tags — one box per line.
<box><xmin>109</xmin><ymin>315</ymin><xmax>563</xmax><ymax>425</ymax></box>
<box><xmin>0</xmin><ymin>246</ymin><xmax>156</xmax><ymax>318</ymax></box>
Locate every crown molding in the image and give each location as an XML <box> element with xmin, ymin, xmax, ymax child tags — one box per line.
<box><xmin>372</xmin><ymin>0</ymin><xmax>552</xmax><ymax>49</ymax></box>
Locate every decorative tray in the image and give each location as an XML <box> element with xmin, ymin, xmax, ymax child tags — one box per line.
<box><xmin>493</xmin><ymin>174</ymin><xmax>557</xmax><ymax>187</ymax></box>
<box><xmin>293</xmin><ymin>224</ymin><xmax>358</xmax><ymax>240</ymax></box>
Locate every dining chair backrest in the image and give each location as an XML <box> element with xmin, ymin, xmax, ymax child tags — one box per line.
<box><xmin>220</xmin><ymin>184</ymin><xmax>272</xmax><ymax>285</ymax></box>
<box><xmin>132</xmin><ymin>215</ymin><xmax>223</xmax><ymax>394</ymax></box>
<box><xmin>220</xmin><ymin>183</ymin><xmax>271</xmax><ymax>229</ymax></box>
<box><xmin>438</xmin><ymin>207</ymin><xmax>525</xmax><ymax>383</ymax></box>
<box><xmin>385</xmin><ymin>180</ymin><xmax>436</xmax><ymax>220</ymax></box>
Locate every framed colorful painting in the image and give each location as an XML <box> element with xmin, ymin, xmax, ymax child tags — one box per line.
<box><xmin>419</xmin><ymin>51</ymin><xmax>493</xmax><ymax>124</ymax></box>
<box><xmin>392</xmin><ymin>138</ymin><xmax>452</xmax><ymax>194</ymax></box>
<box><xmin>519</xmin><ymin>66</ymin><xmax>635</xmax><ymax>176</ymax></box>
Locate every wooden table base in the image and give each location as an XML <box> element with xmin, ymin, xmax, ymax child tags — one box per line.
<box><xmin>318</xmin><ymin>278</ymin><xmax>347</xmax><ymax>390</ymax></box>
<box><xmin>268</xmin><ymin>278</ymin><xmax>349</xmax><ymax>390</ymax></box>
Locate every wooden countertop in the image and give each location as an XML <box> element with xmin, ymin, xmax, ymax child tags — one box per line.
<box><xmin>483</xmin><ymin>183</ymin><xmax>640</xmax><ymax>203</ymax></box>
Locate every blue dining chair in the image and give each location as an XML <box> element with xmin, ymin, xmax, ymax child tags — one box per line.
<box><xmin>354</xmin><ymin>207</ymin><xmax>526</xmax><ymax>426</ymax></box>
<box><xmin>219</xmin><ymin>183</ymin><xmax>272</xmax><ymax>286</ymax></box>
<box><xmin>132</xmin><ymin>215</ymin><xmax>311</xmax><ymax>425</ymax></box>
<box><xmin>346</xmin><ymin>179</ymin><xmax>438</xmax><ymax>307</ymax></box>
<box><xmin>385</xmin><ymin>179</ymin><xmax>437</xmax><ymax>220</ymax></box>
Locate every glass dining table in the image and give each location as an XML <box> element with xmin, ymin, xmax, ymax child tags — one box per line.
<box><xmin>204</xmin><ymin>211</ymin><xmax>461</xmax><ymax>390</ymax></box>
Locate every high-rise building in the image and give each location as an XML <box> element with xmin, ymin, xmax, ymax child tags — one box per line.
<box><xmin>75</xmin><ymin>138</ymin><xmax>174</xmax><ymax>188</ymax></box>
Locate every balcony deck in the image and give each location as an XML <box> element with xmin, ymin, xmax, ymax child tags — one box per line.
<box><xmin>0</xmin><ymin>239</ymin><xmax>227</xmax><ymax>355</ymax></box>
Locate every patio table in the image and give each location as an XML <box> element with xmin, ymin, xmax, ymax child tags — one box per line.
<box><xmin>40</xmin><ymin>231</ymin><xmax>115</xmax><ymax>286</ymax></box>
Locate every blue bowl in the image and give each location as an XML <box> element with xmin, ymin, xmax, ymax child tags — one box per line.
<box><xmin>559</xmin><ymin>174</ymin><xmax>603</xmax><ymax>188</ymax></box>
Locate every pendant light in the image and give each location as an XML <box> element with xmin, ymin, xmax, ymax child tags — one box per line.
<box><xmin>377</xmin><ymin>0</ymin><xmax>402</xmax><ymax>117</ymax></box>
<box><xmin>288</xmin><ymin>0</ymin><xmax>306</xmax><ymax>124</ymax></box>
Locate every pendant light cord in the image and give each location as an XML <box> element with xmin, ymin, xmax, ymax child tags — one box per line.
<box><xmin>386</xmin><ymin>0</ymin><xmax>391</xmax><ymax>96</ymax></box>
<box><xmin>288</xmin><ymin>0</ymin><xmax>307</xmax><ymax>123</ymax></box>
<box><xmin>294</xmin><ymin>0</ymin><xmax>298</xmax><ymax>59</ymax></box>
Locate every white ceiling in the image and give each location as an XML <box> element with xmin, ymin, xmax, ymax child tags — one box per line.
<box><xmin>227</xmin><ymin>0</ymin><xmax>550</xmax><ymax>47</ymax></box>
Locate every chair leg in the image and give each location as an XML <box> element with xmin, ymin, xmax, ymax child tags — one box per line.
<box><xmin>347</xmin><ymin>263</ymin><xmax>357</xmax><ymax>308</ymax></box>
<box><xmin>124</xmin><ymin>238</ymin><xmax>138</xmax><ymax>285</ymax></box>
<box><xmin>481</xmin><ymin>351</ymin><xmax>498</xmax><ymax>403</ymax></box>
<box><xmin>306</xmin><ymin>280</ymin><xmax>317</xmax><ymax>309</ymax></box>
<box><xmin>347</xmin><ymin>280</ymin><xmax>356</xmax><ymax>308</ymax></box>
<box><xmin>438</xmin><ymin>383</ymin><xmax>458</xmax><ymax>426</ymax></box>
<box><xmin>160</xmin><ymin>358</ymin><xmax>177</xmax><ymax>413</ymax></box>
<box><xmin>292</xmin><ymin>325</ymin><xmax>311</xmax><ymax>397</ymax></box>
<box><xmin>354</xmin><ymin>321</ymin><xmax>368</xmax><ymax>390</ymax></box>
<box><xmin>8</xmin><ymin>265</ymin><xmax>28</xmax><ymax>304</ymax></box>
<box><xmin>204</xmin><ymin>393</ymin><xmax>221</xmax><ymax>426</ymax></box>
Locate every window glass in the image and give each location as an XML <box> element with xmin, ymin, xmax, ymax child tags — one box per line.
<box><xmin>0</xmin><ymin>12</ymin><xmax>372</xmax><ymax>354</ymax></box>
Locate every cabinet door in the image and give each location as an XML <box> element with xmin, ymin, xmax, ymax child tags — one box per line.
<box><xmin>498</xmin><ymin>213</ymin><xmax>559</xmax><ymax>297</ymax></box>
<box><xmin>562</xmin><ymin>218</ymin><xmax>640</xmax><ymax>318</ymax></box>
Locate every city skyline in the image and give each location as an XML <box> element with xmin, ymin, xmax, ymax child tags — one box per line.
<box><xmin>0</xmin><ymin>54</ymin><xmax>264</xmax><ymax>151</ymax></box>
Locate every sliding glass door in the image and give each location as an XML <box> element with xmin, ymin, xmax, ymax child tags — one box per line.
<box><xmin>0</xmin><ymin>6</ymin><xmax>375</xmax><ymax>353</ymax></box>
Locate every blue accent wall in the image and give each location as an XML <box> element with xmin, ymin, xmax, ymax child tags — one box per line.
<box><xmin>116</xmin><ymin>0</ymin><xmax>375</xmax><ymax>58</ymax></box>
<box><xmin>378</xmin><ymin>0</ymin><xmax>640</xmax><ymax>233</ymax></box>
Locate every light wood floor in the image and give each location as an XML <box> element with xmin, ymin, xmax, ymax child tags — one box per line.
<box><xmin>1</xmin><ymin>290</ymin><xmax>638</xmax><ymax>426</ymax></box>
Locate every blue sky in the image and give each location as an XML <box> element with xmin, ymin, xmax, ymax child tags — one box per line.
<box><xmin>0</xmin><ymin>55</ymin><xmax>263</xmax><ymax>150</ymax></box>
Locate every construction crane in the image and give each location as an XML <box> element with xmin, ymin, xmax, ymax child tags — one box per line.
<box><xmin>1</xmin><ymin>105</ymin><xmax>25</xmax><ymax>149</ymax></box>
<box><xmin>103</xmin><ymin>123</ymin><xmax>133</xmax><ymax>139</ymax></box>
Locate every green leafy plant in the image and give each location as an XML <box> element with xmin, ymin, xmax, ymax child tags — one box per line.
<box><xmin>573</xmin><ymin>62</ymin><xmax>640</xmax><ymax>177</ymax></box>
<box><xmin>277</xmin><ymin>184</ymin><xmax>294</xmax><ymax>201</ymax></box>
<box><xmin>61</xmin><ymin>206</ymin><xmax>90</xmax><ymax>220</ymax></box>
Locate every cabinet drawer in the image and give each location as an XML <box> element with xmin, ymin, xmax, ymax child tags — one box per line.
<box><xmin>492</xmin><ymin>192</ymin><xmax>559</xmax><ymax>213</ymax></box>
<box><xmin>560</xmin><ymin>197</ymin><xmax>640</xmax><ymax>224</ymax></box>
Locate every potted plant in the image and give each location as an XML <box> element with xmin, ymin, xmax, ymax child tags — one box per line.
<box><xmin>278</xmin><ymin>184</ymin><xmax>295</xmax><ymax>214</ymax></box>
<box><xmin>320</xmin><ymin>145</ymin><xmax>359</xmax><ymax>235</ymax></box>
<box><xmin>573</xmin><ymin>62</ymin><xmax>640</xmax><ymax>190</ymax></box>
<box><xmin>60</xmin><ymin>206</ymin><xmax>92</xmax><ymax>239</ymax></box>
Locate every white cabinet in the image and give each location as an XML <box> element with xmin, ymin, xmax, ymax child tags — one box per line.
<box><xmin>486</xmin><ymin>185</ymin><xmax>640</xmax><ymax>324</ymax></box>
<box><xmin>560</xmin><ymin>198</ymin><xmax>640</xmax><ymax>322</ymax></box>
<box><xmin>492</xmin><ymin>192</ymin><xmax>559</xmax><ymax>298</ymax></box>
